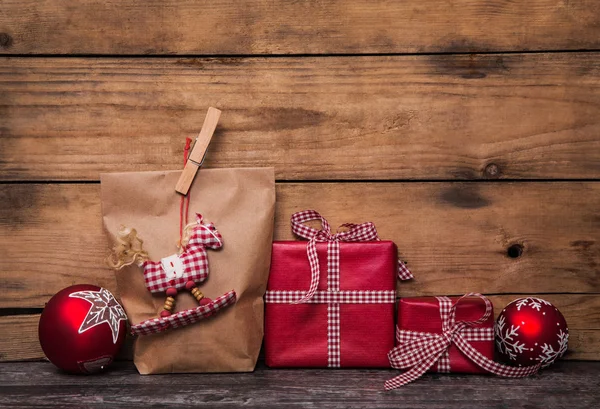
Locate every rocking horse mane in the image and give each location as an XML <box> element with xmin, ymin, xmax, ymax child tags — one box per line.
<box><xmin>107</xmin><ymin>226</ymin><xmax>150</xmax><ymax>270</ymax></box>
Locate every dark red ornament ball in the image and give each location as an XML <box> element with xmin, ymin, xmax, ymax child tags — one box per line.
<box><xmin>495</xmin><ymin>297</ymin><xmax>568</xmax><ymax>368</ymax></box>
<box><xmin>38</xmin><ymin>284</ymin><xmax>127</xmax><ymax>374</ymax></box>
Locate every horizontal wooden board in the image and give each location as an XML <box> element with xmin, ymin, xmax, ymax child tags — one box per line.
<box><xmin>1</xmin><ymin>294</ymin><xmax>598</xmax><ymax>362</ymax></box>
<box><xmin>1</xmin><ymin>182</ymin><xmax>598</xmax><ymax>309</ymax></box>
<box><xmin>1</xmin><ymin>54</ymin><xmax>600</xmax><ymax>181</ymax></box>
<box><xmin>0</xmin><ymin>315</ymin><xmax>42</xmax><ymax>361</ymax></box>
<box><xmin>567</xmin><ymin>329</ymin><xmax>600</xmax><ymax>360</ymax></box>
<box><xmin>0</xmin><ymin>1</ymin><xmax>599</xmax><ymax>54</ymax></box>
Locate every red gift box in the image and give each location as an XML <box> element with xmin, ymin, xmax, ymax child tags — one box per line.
<box><xmin>265</xmin><ymin>241</ymin><xmax>398</xmax><ymax>367</ymax></box>
<box><xmin>264</xmin><ymin>210</ymin><xmax>412</xmax><ymax>368</ymax></box>
<box><xmin>386</xmin><ymin>294</ymin><xmax>541</xmax><ymax>390</ymax></box>
<box><xmin>397</xmin><ymin>296</ymin><xmax>495</xmax><ymax>373</ymax></box>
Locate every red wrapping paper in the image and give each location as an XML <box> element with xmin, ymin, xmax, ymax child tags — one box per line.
<box><xmin>265</xmin><ymin>241</ymin><xmax>397</xmax><ymax>367</ymax></box>
<box><xmin>398</xmin><ymin>297</ymin><xmax>495</xmax><ymax>373</ymax></box>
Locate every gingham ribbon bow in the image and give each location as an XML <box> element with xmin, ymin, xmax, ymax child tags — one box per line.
<box><xmin>291</xmin><ymin>210</ymin><xmax>413</xmax><ymax>303</ymax></box>
<box><xmin>385</xmin><ymin>293</ymin><xmax>542</xmax><ymax>390</ymax></box>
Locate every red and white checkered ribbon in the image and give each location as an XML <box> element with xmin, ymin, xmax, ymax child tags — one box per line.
<box><xmin>265</xmin><ymin>289</ymin><xmax>396</xmax><ymax>367</ymax></box>
<box><xmin>385</xmin><ymin>293</ymin><xmax>541</xmax><ymax>390</ymax></box>
<box><xmin>265</xmin><ymin>290</ymin><xmax>397</xmax><ymax>304</ymax></box>
<box><xmin>290</xmin><ymin>210</ymin><xmax>413</xmax><ymax>304</ymax></box>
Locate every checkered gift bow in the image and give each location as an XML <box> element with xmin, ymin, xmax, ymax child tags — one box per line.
<box><xmin>289</xmin><ymin>210</ymin><xmax>413</xmax><ymax>304</ymax></box>
<box><xmin>385</xmin><ymin>293</ymin><xmax>542</xmax><ymax>390</ymax></box>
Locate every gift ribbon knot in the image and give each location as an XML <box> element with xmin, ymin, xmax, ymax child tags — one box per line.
<box><xmin>385</xmin><ymin>293</ymin><xmax>542</xmax><ymax>390</ymax></box>
<box><xmin>443</xmin><ymin>329</ymin><xmax>454</xmax><ymax>343</ymax></box>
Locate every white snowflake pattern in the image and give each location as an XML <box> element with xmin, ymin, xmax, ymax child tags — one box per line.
<box><xmin>495</xmin><ymin>315</ymin><xmax>527</xmax><ymax>360</ymax></box>
<box><xmin>515</xmin><ymin>298</ymin><xmax>530</xmax><ymax>311</ymax></box>
<box><xmin>536</xmin><ymin>329</ymin><xmax>569</xmax><ymax>367</ymax></box>
<box><xmin>69</xmin><ymin>288</ymin><xmax>128</xmax><ymax>344</ymax></box>
<box><xmin>515</xmin><ymin>297</ymin><xmax>552</xmax><ymax>311</ymax></box>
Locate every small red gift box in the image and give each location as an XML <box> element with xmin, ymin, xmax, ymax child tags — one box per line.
<box><xmin>386</xmin><ymin>294</ymin><xmax>540</xmax><ymax>390</ymax></box>
<box><xmin>264</xmin><ymin>210</ymin><xmax>411</xmax><ymax>368</ymax></box>
<box><xmin>397</xmin><ymin>296</ymin><xmax>495</xmax><ymax>373</ymax></box>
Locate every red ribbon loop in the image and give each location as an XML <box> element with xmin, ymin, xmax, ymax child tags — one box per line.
<box><xmin>385</xmin><ymin>293</ymin><xmax>541</xmax><ymax>390</ymax></box>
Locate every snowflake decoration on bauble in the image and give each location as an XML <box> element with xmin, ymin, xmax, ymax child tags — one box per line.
<box><xmin>496</xmin><ymin>297</ymin><xmax>569</xmax><ymax>368</ymax></box>
<box><xmin>495</xmin><ymin>315</ymin><xmax>526</xmax><ymax>360</ymax></box>
<box><xmin>537</xmin><ymin>329</ymin><xmax>569</xmax><ymax>367</ymax></box>
<box><xmin>515</xmin><ymin>297</ymin><xmax>552</xmax><ymax>312</ymax></box>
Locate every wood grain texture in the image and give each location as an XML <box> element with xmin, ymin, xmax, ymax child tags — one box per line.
<box><xmin>567</xmin><ymin>330</ymin><xmax>600</xmax><ymax>360</ymax></box>
<box><xmin>1</xmin><ymin>182</ymin><xmax>598</xmax><ymax>309</ymax></box>
<box><xmin>0</xmin><ymin>361</ymin><xmax>599</xmax><ymax>408</ymax></box>
<box><xmin>0</xmin><ymin>1</ymin><xmax>599</xmax><ymax>55</ymax></box>
<box><xmin>1</xmin><ymin>54</ymin><xmax>600</xmax><ymax>181</ymax></box>
<box><xmin>2</xmin><ymin>294</ymin><xmax>598</xmax><ymax>362</ymax></box>
<box><xmin>0</xmin><ymin>315</ymin><xmax>42</xmax><ymax>361</ymax></box>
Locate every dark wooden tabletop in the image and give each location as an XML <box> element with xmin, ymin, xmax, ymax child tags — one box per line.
<box><xmin>0</xmin><ymin>361</ymin><xmax>598</xmax><ymax>408</ymax></box>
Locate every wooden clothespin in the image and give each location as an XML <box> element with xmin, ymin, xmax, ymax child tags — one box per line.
<box><xmin>175</xmin><ymin>107</ymin><xmax>221</xmax><ymax>195</ymax></box>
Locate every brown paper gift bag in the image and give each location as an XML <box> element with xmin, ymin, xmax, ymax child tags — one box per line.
<box><xmin>100</xmin><ymin>167</ymin><xmax>275</xmax><ymax>374</ymax></box>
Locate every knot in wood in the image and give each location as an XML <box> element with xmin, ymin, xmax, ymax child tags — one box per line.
<box><xmin>0</xmin><ymin>33</ymin><xmax>13</xmax><ymax>48</ymax></box>
<box><xmin>507</xmin><ymin>244</ymin><xmax>524</xmax><ymax>259</ymax></box>
<box><xmin>484</xmin><ymin>163</ymin><xmax>500</xmax><ymax>178</ymax></box>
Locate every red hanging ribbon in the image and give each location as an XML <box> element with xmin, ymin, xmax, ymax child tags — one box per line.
<box><xmin>179</xmin><ymin>137</ymin><xmax>193</xmax><ymax>243</ymax></box>
<box><xmin>290</xmin><ymin>210</ymin><xmax>413</xmax><ymax>304</ymax></box>
<box><xmin>385</xmin><ymin>293</ymin><xmax>541</xmax><ymax>390</ymax></box>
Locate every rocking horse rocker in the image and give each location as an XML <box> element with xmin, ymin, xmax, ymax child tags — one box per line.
<box><xmin>108</xmin><ymin>214</ymin><xmax>236</xmax><ymax>336</ymax></box>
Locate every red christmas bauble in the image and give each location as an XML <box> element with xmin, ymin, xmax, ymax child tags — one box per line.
<box><xmin>495</xmin><ymin>297</ymin><xmax>568</xmax><ymax>368</ymax></box>
<box><xmin>38</xmin><ymin>284</ymin><xmax>128</xmax><ymax>374</ymax></box>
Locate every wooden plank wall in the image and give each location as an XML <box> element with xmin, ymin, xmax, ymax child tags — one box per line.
<box><xmin>1</xmin><ymin>1</ymin><xmax>599</xmax><ymax>362</ymax></box>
